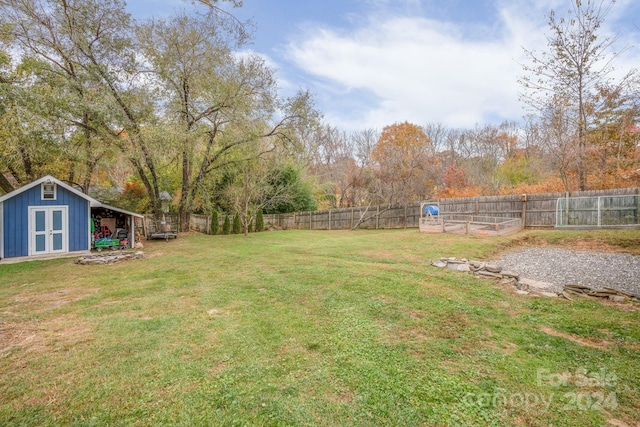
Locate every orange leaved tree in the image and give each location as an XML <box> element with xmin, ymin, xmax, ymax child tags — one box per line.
<box><xmin>370</xmin><ymin>122</ymin><xmax>438</xmax><ymax>205</ymax></box>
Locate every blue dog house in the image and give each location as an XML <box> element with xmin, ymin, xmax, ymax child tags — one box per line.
<box><xmin>0</xmin><ymin>175</ymin><xmax>143</xmax><ymax>262</ymax></box>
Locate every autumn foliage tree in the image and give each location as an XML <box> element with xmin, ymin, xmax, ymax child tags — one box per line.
<box><xmin>439</xmin><ymin>164</ymin><xmax>477</xmax><ymax>198</ymax></box>
<box><xmin>588</xmin><ymin>81</ymin><xmax>640</xmax><ymax>188</ymax></box>
<box><xmin>370</xmin><ymin>122</ymin><xmax>438</xmax><ymax>205</ymax></box>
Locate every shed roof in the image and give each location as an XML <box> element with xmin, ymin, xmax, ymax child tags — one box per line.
<box><xmin>0</xmin><ymin>175</ymin><xmax>144</xmax><ymax>218</ymax></box>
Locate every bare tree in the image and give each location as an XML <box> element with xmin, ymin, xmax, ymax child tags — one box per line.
<box><xmin>538</xmin><ymin>97</ymin><xmax>581</xmax><ymax>192</ymax></box>
<box><xmin>519</xmin><ymin>0</ymin><xmax>621</xmax><ymax>190</ymax></box>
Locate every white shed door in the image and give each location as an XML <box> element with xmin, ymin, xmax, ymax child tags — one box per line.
<box><xmin>29</xmin><ymin>206</ymin><xmax>68</xmax><ymax>255</ymax></box>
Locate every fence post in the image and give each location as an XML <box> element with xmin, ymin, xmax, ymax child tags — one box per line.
<box><xmin>404</xmin><ymin>204</ymin><xmax>407</xmax><ymax>229</ymax></box>
<box><xmin>328</xmin><ymin>210</ymin><xmax>332</xmax><ymax>230</ymax></box>
<box><xmin>521</xmin><ymin>194</ymin><xmax>527</xmax><ymax>228</ymax></box>
<box><xmin>351</xmin><ymin>207</ymin><xmax>354</xmax><ymax>230</ymax></box>
<box><xmin>376</xmin><ymin>205</ymin><xmax>380</xmax><ymax>229</ymax></box>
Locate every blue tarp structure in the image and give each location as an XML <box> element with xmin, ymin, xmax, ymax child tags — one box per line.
<box><xmin>423</xmin><ymin>205</ymin><xmax>439</xmax><ymax>215</ymax></box>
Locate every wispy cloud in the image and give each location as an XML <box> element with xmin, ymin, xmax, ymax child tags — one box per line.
<box><xmin>282</xmin><ymin>0</ymin><xmax>639</xmax><ymax>131</ymax></box>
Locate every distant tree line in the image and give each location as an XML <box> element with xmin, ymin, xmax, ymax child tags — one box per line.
<box><xmin>1</xmin><ymin>0</ymin><xmax>638</xmax><ymax>230</ymax></box>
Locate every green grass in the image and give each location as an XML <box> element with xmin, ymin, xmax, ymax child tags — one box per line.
<box><xmin>1</xmin><ymin>229</ymin><xmax>639</xmax><ymax>426</ymax></box>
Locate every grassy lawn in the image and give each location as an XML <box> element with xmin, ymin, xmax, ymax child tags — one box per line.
<box><xmin>1</xmin><ymin>229</ymin><xmax>639</xmax><ymax>426</ymax></box>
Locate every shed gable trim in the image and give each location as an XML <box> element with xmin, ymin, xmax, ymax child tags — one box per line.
<box><xmin>0</xmin><ymin>175</ymin><xmax>92</xmax><ymax>204</ymax></box>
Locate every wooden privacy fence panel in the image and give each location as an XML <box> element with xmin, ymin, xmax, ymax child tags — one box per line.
<box><xmin>188</xmin><ymin>187</ymin><xmax>640</xmax><ymax>232</ymax></box>
<box><xmin>190</xmin><ymin>214</ymin><xmax>210</xmax><ymax>233</ymax></box>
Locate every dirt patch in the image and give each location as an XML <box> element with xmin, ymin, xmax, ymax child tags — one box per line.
<box><xmin>1</xmin><ymin>315</ymin><xmax>94</xmax><ymax>355</ymax></box>
<box><xmin>539</xmin><ymin>326</ymin><xmax>611</xmax><ymax>350</ymax></box>
<box><xmin>2</xmin><ymin>285</ymin><xmax>97</xmax><ymax>356</ymax></box>
<box><xmin>9</xmin><ymin>286</ymin><xmax>99</xmax><ymax>315</ymax></box>
<box><xmin>408</xmin><ymin>310</ymin><xmax>424</xmax><ymax>320</ymax></box>
<box><xmin>387</xmin><ymin>311</ymin><xmax>470</xmax><ymax>347</ymax></box>
<box><xmin>606</xmin><ymin>418</ymin><xmax>640</xmax><ymax>427</ymax></box>
<box><xmin>328</xmin><ymin>390</ymin><xmax>355</xmax><ymax>404</ymax></box>
<box><xmin>361</xmin><ymin>250</ymin><xmax>422</xmax><ymax>264</ymax></box>
<box><xmin>208</xmin><ymin>361</ymin><xmax>229</xmax><ymax>376</ymax></box>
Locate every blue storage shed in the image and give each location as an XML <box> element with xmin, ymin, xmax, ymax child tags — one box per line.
<box><xmin>0</xmin><ymin>175</ymin><xmax>143</xmax><ymax>262</ymax></box>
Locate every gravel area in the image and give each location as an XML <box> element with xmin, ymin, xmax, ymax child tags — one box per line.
<box><xmin>495</xmin><ymin>247</ymin><xmax>640</xmax><ymax>296</ymax></box>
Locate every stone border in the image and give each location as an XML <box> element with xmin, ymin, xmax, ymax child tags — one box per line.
<box><xmin>430</xmin><ymin>257</ymin><xmax>640</xmax><ymax>302</ymax></box>
<box><xmin>76</xmin><ymin>251</ymin><xmax>145</xmax><ymax>265</ymax></box>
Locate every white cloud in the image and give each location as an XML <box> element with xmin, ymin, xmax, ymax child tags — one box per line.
<box><xmin>286</xmin><ymin>10</ymin><xmax>537</xmax><ymax>130</ymax></box>
<box><xmin>283</xmin><ymin>0</ymin><xmax>639</xmax><ymax>131</ymax></box>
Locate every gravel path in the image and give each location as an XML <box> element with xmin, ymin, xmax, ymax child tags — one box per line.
<box><xmin>495</xmin><ymin>248</ymin><xmax>640</xmax><ymax>295</ymax></box>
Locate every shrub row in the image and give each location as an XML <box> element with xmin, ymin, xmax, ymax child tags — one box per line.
<box><xmin>209</xmin><ymin>211</ymin><xmax>265</xmax><ymax>235</ymax></box>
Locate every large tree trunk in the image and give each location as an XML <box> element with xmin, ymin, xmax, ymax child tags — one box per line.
<box><xmin>179</xmin><ymin>150</ymin><xmax>190</xmax><ymax>232</ymax></box>
<box><xmin>0</xmin><ymin>173</ymin><xmax>14</xmax><ymax>193</ymax></box>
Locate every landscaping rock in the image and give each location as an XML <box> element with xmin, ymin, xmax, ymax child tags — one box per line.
<box><xmin>519</xmin><ymin>278</ymin><xmax>554</xmax><ymax>290</ymax></box>
<box><xmin>477</xmin><ymin>270</ymin><xmax>503</xmax><ymax>279</ymax></box>
<box><xmin>540</xmin><ymin>291</ymin><xmax>559</xmax><ymax>298</ymax></box>
<box><xmin>484</xmin><ymin>264</ymin><xmax>503</xmax><ymax>273</ymax></box>
<box><xmin>431</xmin><ymin>252</ymin><xmax>640</xmax><ymax>303</ymax></box>
<box><xmin>560</xmin><ymin>291</ymin><xmax>574</xmax><ymax>301</ymax></box>
<box><xmin>499</xmin><ymin>278</ymin><xmax>517</xmax><ymax>287</ymax></box>
<box><xmin>76</xmin><ymin>251</ymin><xmax>144</xmax><ymax>265</ymax></box>
<box><xmin>501</xmin><ymin>270</ymin><xmax>520</xmax><ymax>279</ymax></box>
<box><xmin>456</xmin><ymin>263</ymin><xmax>471</xmax><ymax>272</ymax></box>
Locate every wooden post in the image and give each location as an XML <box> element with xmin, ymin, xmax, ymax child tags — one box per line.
<box><xmin>206</xmin><ymin>215</ymin><xmax>211</xmax><ymax>234</ymax></box>
<box><xmin>404</xmin><ymin>204</ymin><xmax>407</xmax><ymax>229</ymax></box>
<box><xmin>142</xmin><ymin>215</ymin><xmax>148</xmax><ymax>240</ymax></box>
<box><xmin>310</xmin><ymin>212</ymin><xmax>312</xmax><ymax>230</ymax></box>
<box><xmin>351</xmin><ymin>207</ymin><xmax>354</xmax><ymax>230</ymax></box>
<box><xmin>376</xmin><ymin>205</ymin><xmax>380</xmax><ymax>229</ymax></box>
<box><xmin>328</xmin><ymin>210</ymin><xmax>332</xmax><ymax>230</ymax></box>
<box><xmin>521</xmin><ymin>194</ymin><xmax>527</xmax><ymax>228</ymax></box>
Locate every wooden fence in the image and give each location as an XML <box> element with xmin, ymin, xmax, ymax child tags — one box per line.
<box><xmin>190</xmin><ymin>214</ymin><xmax>212</xmax><ymax>234</ymax></box>
<box><xmin>189</xmin><ymin>187</ymin><xmax>640</xmax><ymax>233</ymax></box>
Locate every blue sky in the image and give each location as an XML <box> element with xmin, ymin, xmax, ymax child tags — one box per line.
<box><xmin>126</xmin><ymin>0</ymin><xmax>640</xmax><ymax>131</ymax></box>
